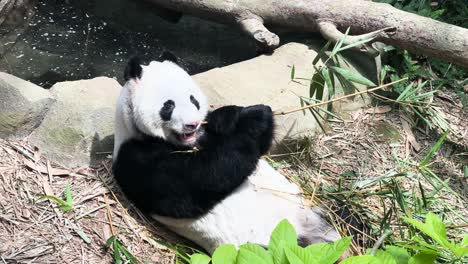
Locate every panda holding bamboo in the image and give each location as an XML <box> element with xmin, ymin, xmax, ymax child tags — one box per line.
<box><xmin>112</xmin><ymin>56</ymin><xmax>342</xmax><ymax>253</ymax></box>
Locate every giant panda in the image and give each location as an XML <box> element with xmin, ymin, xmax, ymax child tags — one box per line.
<box><xmin>112</xmin><ymin>57</ymin><xmax>342</xmax><ymax>254</ymax></box>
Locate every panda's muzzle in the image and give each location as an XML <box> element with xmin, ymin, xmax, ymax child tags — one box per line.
<box><xmin>179</xmin><ymin>121</ymin><xmax>201</xmax><ymax>143</ymax></box>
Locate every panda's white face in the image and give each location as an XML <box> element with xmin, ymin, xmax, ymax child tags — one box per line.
<box><xmin>127</xmin><ymin>61</ymin><xmax>208</xmax><ymax>146</ymax></box>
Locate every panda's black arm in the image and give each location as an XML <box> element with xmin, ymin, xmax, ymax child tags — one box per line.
<box><xmin>114</xmin><ymin>105</ymin><xmax>273</xmax><ymax>194</ymax></box>
<box><xmin>162</xmin><ymin>105</ymin><xmax>273</xmax><ymax>192</ymax></box>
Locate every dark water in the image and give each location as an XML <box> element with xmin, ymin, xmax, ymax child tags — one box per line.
<box><xmin>0</xmin><ymin>0</ymin><xmax>261</xmax><ymax>87</ymax></box>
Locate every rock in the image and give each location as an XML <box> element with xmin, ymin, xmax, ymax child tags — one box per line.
<box><xmin>193</xmin><ymin>42</ymin><xmax>371</xmax><ymax>146</ymax></box>
<box><xmin>29</xmin><ymin>77</ymin><xmax>121</xmax><ymax>168</ymax></box>
<box><xmin>0</xmin><ymin>72</ymin><xmax>54</xmax><ymax>138</ymax></box>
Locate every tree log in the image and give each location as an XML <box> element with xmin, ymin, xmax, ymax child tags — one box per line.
<box><xmin>144</xmin><ymin>0</ymin><xmax>468</xmax><ymax>68</ymax></box>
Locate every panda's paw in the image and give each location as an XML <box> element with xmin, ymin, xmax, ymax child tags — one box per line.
<box><xmin>239</xmin><ymin>104</ymin><xmax>273</xmax><ymax>133</ymax></box>
<box><xmin>206</xmin><ymin>105</ymin><xmax>242</xmax><ymax>135</ymax></box>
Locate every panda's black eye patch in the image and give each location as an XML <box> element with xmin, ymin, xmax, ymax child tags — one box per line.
<box><xmin>160</xmin><ymin>100</ymin><xmax>175</xmax><ymax>121</ymax></box>
<box><xmin>190</xmin><ymin>95</ymin><xmax>200</xmax><ymax>110</ymax></box>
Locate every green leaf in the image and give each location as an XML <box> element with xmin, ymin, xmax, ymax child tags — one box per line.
<box><xmin>306</xmin><ymin>236</ymin><xmax>352</xmax><ymax>264</ymax></box>
<box><xmin>237</xmin><ymin>243</ymin><xmax>274</xmax><ymax>264</ymax></box>
<box><xmin>329</xmin><ymin>66</ymin><xmax>376</xmax><ymax>86</ymax></box>
<box><xmin>113</xmin><ymin>241</ymin><xmax>122</xmax><ymax>264</ymax></box>
<box><xmin>284</xmin><ymin>247</ymin><xmax>305</xmax><ymax>264</ymax></box>
<box><xmin>190</xmin><ymin>254</ymin><xmax>211</xmax><ymax>264</ymax></box>
<box><xmin>338</xmin><ymin>37</ymin><xmax>376</xmax><ymax>52</ymax></box>
<box><xmin>419</xmin><ymin>131</ymin><xmax>449</xmax><ymax>167</ymax></box>
<box><xmin>385</xmin><ymin>246</ymin><xmax>410</xmax><ymax>264</ymax></box>
<box><xmin>269</xmin><ymin>219</ymin><xmax>298</xmax><ymax>252</ymax></box>
<box><xmin>310</xmin><ymin>71</ymin><xmax>325</xmax><ymax>100</ymax></box>
<box><xmin>375</xmin><ymin>250</ymin><xmax>397</xmax><ymax>264</ymax></box>
<box><xmin>408</xmin><ymin>252</ymin><xmax>436</xmax><ymax>264</ymax></box>
<box><xmin>331</xmin><ymin>27</ymin><xmax>350</xmax><ymax>56</ymax></box>
<box><xmin>65</xmin><ymin>183</ymin><xmax>73</xmax><ymax>205</ymax></box>
<box><xmin>270</xmin><ymin>239</ymin><xmax>288</xmax><ymax>264</ymax></box>
<box><xmin>120</xmin><ymin>246</ymin><xmax>139</xmax><ymax>264</ymax></box>
<box><xmin>74</xmin><ymin>228</ymin><xmax>92</xmax><ymax>244</ymax></box>
<box><xmin>41</xmin><ymin>195</ymin><xmax>67</xmax><ymax>207</ymax></box>
<box><xmin>321</xmin><ymin>67</ymin><xmax>335</xmax><ymax>96</ymax></box>
<box><xmin>290</xmin><ymin>65</ymin><xmax>296</xmax><ymax>80</ymax></box>
<box><xmin>312</xmin><ymin>42</ymin><xmax>331</xmax><ymax>65</ymax></box>
<box><xmin>403</xmin><ymin>212</ymin><xmax>450</xmax><ymax>249</ymax></box>
<box><xmin>212</xmin><ymin>244</ymin><xmax>237</xmax><ymax>264</ymax></box>
<box><xmin>340</xmin><ymin>255</ymin><xmax>378</xmax><ymax>264</ymax></box>
<box><xmin>461</xmin><ymin>235</ymin><xmax>468</xmax><ymax>247</ymax></box>
<box><xmin>105</xmin><ymin>235</ymin><xmax>116</xmax><ymax>248</ymax></box>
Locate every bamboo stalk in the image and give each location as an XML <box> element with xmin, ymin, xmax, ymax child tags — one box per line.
<box><xmin>273</xmin><ymin>77</ymin><xmax>408</xmax><ymax>115</ymax></box>
<box><xmin>200</xmin><ymin>77</ymin><xmax>408</xmax><ymax>124</ymax></box>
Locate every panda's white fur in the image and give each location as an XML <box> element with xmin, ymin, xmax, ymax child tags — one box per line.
<box><xmin>113</xmin><ymin>58</ymin><xmax>341</xmax><ymax>253</ymax></box>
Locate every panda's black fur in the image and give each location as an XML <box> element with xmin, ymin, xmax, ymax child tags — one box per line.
<box><xmin>113</xmin><ymin>104</ymin><xmax>274</xmax><ymax>218</ymax></box>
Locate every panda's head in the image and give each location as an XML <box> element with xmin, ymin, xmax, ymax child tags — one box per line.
<box><xmin>123</xmin><ymin>57</ymin><xmax>208</xmax><ymax>146</ymax></box>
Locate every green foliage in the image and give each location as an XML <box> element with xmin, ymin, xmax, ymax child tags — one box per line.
<box><xmin>179</xmin><ymin>215</ymin><xmax>466</xmax><ymax>264</ymax></box>
<box><xmin>106</xmin><ymin>235</ymin><xmax>139</xmax><ymax>264</ymax></box>
<box><xmin>402</xmin><ymin>212</ymin><xmax>468</xmax><ymax>262</ymax></box>
<box><xmin>291</xmin><ymin>29</ymin><xmax>377</xmax><ymax>132</ymax></box>
<box><xmin>375</xmin><ymin>0</ymin><xmax>468</xmax><ymax>107</ymax></box>
<box><xmin>41</xmin><ymin>182</ymin><xmax>74</xmax><ymax>212</ymax></box>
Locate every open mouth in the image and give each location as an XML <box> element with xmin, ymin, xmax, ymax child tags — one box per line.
<box><xmin>181</xmin><ymin>131</ymin><xmax>197</xmax><ymax>143</ymax></box>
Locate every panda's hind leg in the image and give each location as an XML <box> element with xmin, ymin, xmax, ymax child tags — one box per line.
<box><xmin>296</xmin><ymin>207</ymin><xmax>341</xmax><ymax>247</ymax></box>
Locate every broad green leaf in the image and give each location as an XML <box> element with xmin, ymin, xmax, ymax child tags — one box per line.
<box><xmin>450</xmin><ymin>244</ymin><xmax>468</xmax><ymax>258</ymax></box>
<box><xmin>212</xmin><ymin>244</ymin><xmax>237</xmax><ymax>264</ymax></box>
<box><xmin>408</xmin><ymin>252</ymin><xmax>436</xmax><ymax>264</ymax></box>
<box><xmin>270</xmin><ymin>239</ymin><xmax>288</xmax><ymax>264</ymax></box>
<box><xmin>190</xmin><ymin>253</ymin><xmax>211</xmax><ymax>264</ymax></box>
<box><xmin>385</xmin><ymin>246</ymin><xmax>410</xmax><ymax>264</ymax></box>
<box><xmin>268</xmin><ymin>219</ymin><xmax>298</xmax><ymax>253</ymax></box>
<box><xmin>329</xmin><ymin>66</ymin><xmax>376</xmax><ymax>86</ymax></box>
<box><xmin>340</xmin><ymin>255</ymin><xmax>377</xmax><ymax>264</ymax></box>
<box><xmin>403</xmin><ymin>212</ymin><xmax>450</xmax><ymax>249</ymax></box>
<box><xmin>237</xmin><ymin>243</ymin><xmax>273</xmax><ymax>264</ymax></box>
<box><xmin>461</xmin><ymin>235</ymin><xmax>468</xmax><ymax>247</ymax></box>
<box><xmin>284</xmin><ymin>247</ymin><xmax>305</xmax><ymax>264</ymax></box>
<box><xmin>375</xmin><ymin>250</ymin><xmax>397</xmax><ymax>264</ymax></box>
<box><xmin>286</xmin><ymin>245</ymin><xmax>318</xmax><ymax>264</ymax></box>
<box><xmin>306</xmin><ymin>236</ymin><xmax>352</xmax><ymax>264</ymax></box>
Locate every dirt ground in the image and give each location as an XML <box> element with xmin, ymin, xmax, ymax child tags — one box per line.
<box><xmin>0</xmin><ymin>99</ymin><xmax>466</xmax><ymax>263</ymax></box>
<box><xmin>0</xmin><ymin>140</ymin><xmax>178</xmax><ymax>263</ymax></box>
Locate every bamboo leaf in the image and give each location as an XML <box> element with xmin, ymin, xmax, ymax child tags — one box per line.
<box><xmin>330</xmin><ymin>66</ymin><xmax>376</xmax><ymax>86</ymax></box>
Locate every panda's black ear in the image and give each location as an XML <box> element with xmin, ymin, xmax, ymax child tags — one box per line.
<box><xmin>124</xmin><ymin>56</ymin><xmax>143</xmax><ymax>81</ymax></box>
<box><xmin>159</xmin><ymin>51</ymin><xmax>178</xmax><ymax>64</ymax></box>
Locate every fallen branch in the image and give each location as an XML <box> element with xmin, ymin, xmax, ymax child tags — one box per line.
<box><xmin>143</xmin><ymin>0</ymin><xmax>468</xmax><ymax>68</ymax></box>
<box><xmin>317</xmin><ymin>22</ymin><xmax>396</xmax><ymax>55</ymax></box>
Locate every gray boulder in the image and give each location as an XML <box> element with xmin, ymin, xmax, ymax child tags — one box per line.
<box><xmin>29</xmin><ymin>77</ymin><xmax>121</xmax><ymax>168</ymax></box>
<box><xmin>0</xmin><ymin>72</ymin><xmax>54</xmax><ymax>139</ymax></box>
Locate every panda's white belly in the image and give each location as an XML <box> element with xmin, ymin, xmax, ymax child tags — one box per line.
<box><xmin>153</xmin><ymin>160</ymin><xmax>331</xmax><ymax>253</ymax></box>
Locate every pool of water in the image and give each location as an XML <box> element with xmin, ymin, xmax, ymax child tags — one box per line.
<box><xmin>0</xmin><ymin>0</ymin><xmax>261</xmax><ymax>87</ymax></box>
